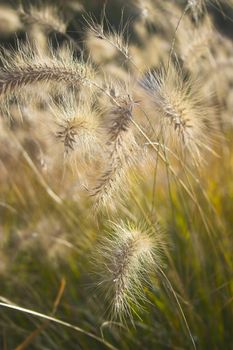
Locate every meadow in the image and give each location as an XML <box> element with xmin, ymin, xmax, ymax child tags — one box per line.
<box><xmin>0</xmin><ymin>0</ymin><xmax>233</xmax><ymax>349</ymax></box>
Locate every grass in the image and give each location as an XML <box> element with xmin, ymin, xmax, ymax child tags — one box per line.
<box><xmin>0</xmin><ymin>0</ymin><xmax>233</xmax><ymax>349</ymax></box>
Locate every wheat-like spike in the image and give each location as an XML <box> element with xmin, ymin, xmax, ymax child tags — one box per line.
<box><xmin>0</xmin><ymin>44</ymin><xmax>94</xmax><ymax>98</ymax></box>
<box><xmin>90</xmin><ymin>85</ymin><xmax>139</xmax><ymax>209</ymax></box>
<box><xmin>84</xmin><ymin>13</ymin><xmax>131</xmax><ymax>62</ymax></box>
<box><xmin>95</xmin><ymin>221</ymin><xmax>166</xmax><ymax>322</ymax></box>
<box><xmin>140</xmin><ymin>64</ymin><xmax>216</xmax><ymax>162</ymax></box>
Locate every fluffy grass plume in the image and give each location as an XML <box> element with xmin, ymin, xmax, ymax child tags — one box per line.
<box><xmin>0</xmin><ymin>43</ymin><xmax>93</xmax><ymax>97</ymax></box>
<box><xmin>141</xmin><ymin>64</ymin><xmax>216</xmax><ymax>162</ymax></box>
<box><xmin>0</xmin><ymin>1</ymin><xmax>233</xmax><ymax>349</ymax></box>
<box><xmin>51</xmin><ymin>92</ymin><xmax>102</xmax><ymax>160</ymax></box>
<box><xmin>90</xmin><ymin>83</ymin><xmax>139</xmax><ymax>210</ymax></box>
<box><xmin>95</xmin><ymin>221</ymin><xmax>166</xmax><ymax>321</ymax></box>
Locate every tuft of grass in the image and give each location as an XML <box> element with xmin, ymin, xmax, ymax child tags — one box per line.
<box><xmin>0</xmin><ymin>0</ymin><xmax>232</xmax><ymax>349</ymax></box>
<box><xmin>94</xmin><ymin>221</ymin><xmax>166</xmax><ymax>322</ymax></box>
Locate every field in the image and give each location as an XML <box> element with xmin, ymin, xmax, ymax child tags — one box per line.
<box><xmin>0</xmin><ymin>1</ymin><xmax>233</xmax><ymax>349</ymax></box>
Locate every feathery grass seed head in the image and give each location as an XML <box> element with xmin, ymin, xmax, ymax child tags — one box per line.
<box><xmin>141</xmin><ymin>65</ymin><xmax>215</xmax><ymax>161</ymax></box>
<box><xmin>90</xmin><ymin>85</ymin><xmax>139</xmax><ymax>209</ymax></box>
<box><xmin>84</xmin><ymin>13</ymin><xmax>131</xmax><ymax>62</ymax></box>
<box><xmin>0</xmin><ymin>44</ymin><xmax>94</xmax><ymax>98</ymax></box>
<box><xmin>95</xmin><ymin>221</ymin><xmax>166</xmax><ymax>321</ymax></box>
<box><xmin>49</xmin><ymin>91</ymin><xmax>102</xmax><ymax>161</ymax></box>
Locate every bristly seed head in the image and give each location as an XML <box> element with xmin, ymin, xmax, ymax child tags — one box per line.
<box><xmin>50</xmin><ymin>93</ymin><xmax>102</xmax><ymax>161</ymax></box>
<box><xmin>108</xmin><ymin>93</ymin><xmax>134</xmax><ymax>140</ymax></box>
<box><xmin>95</xmin><ymin>221</ymin><xmax>166</xmax><ymax>322</ymax></box>
<box><xmin>90</xmin><ymin>86</ymin><xmax>139</xmax><ymax>209</ymax></box>
<box><xmin>56</xmin><ymin>119</ymin><xmax>83</xmax><ymax>153</ymax></box>
<box><xmin>140</xmin><ymin>65</ymin><xmax>215</xmax><ymax>162</ymax></box>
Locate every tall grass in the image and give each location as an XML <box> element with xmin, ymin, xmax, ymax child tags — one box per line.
<box><xmin>0</xmin><ymin>1</ymin><xmax>233</xmax><ymax>349</ymax></box>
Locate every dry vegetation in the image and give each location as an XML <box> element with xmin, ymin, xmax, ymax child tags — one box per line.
<box><xmin>0</xmin><ymin>0</ymin><xmax>233</xmax><ymax>349</ymax></box>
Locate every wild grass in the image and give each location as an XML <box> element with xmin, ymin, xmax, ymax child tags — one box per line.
<box><xmin>0</xmin><ymin>1</ymin><xmax>233</xmax><ymax>349</ymax></box>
